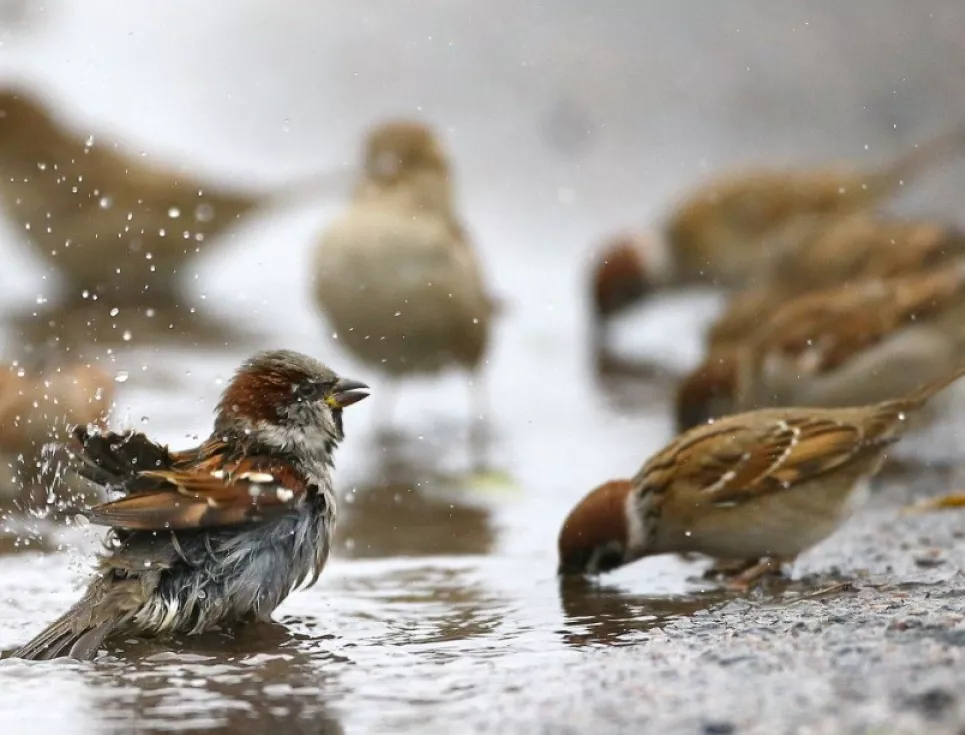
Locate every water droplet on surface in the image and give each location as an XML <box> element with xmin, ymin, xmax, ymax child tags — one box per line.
<box><xmin>109</xmin><ymin>307</ymin><xmax>120</xmax><ymax>317</ymax></box>
<box><xmin>74</xmin><ymin>514</ymin><xmax>90</xmax><ymax>528</ymax></box>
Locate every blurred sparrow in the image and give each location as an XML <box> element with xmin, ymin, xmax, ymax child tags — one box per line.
<box><xmin>0</xmin><ymin>358</ymin><xmax>114</xmax><ymax>497</ymax></box>
<box><xmin>559</xmin><ymin>363</ymin><xmax>965</xmax><ymax>588</ymax></box>
<box><xmin>677</xmin><ymin>263</ymin><xmax>965</xmax><ymax>430</ymax></box>
<box><xmin>706</xmin><ymin>214</ymin><xmax>965</xmax><ymax>349</ymax></box>
<box><xmin>12</xmin><ymin>349</ymin><xmax>369</xmax><ymax>660</ymax></box>
<box><xmin>0</xmin><ymin>84</ymin><xmax>341</xmax><ymax>304</ymax></box>
<box><xmin>312</xmin><ymin>120</ymin><xmax>495</xmax><ymax>415</ymax></box>
<box><xmin>589</xmin><ymin>126</ymin><xmax>965</xmax><ymax>329</ymax></box>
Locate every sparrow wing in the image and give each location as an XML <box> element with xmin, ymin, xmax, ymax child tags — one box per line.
<box><xmin>70</xmin><ymin>426</ymin><xmax>176</xmax><ymax>492</ymax></box>
<box><xmin>84</xmin><ymin>454</ymin><xmax>311</xmax><ymax>531</ymax></box>
<box><xmin>638</xmin><ymin>413</ymin><xmax>893</xmax><ymax>508</ymax></box>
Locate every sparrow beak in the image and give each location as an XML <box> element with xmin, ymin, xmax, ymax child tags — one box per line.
<box><xmin>327</xmin><ymin>377</ymin><xmax>370</xmax><ymax>409</ymax></box>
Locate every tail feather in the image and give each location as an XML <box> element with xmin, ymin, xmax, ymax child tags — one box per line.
<box><xmin>12</xmin><ymin>600</ymin><xmax>123</xmax><ymax>662</ymax></box>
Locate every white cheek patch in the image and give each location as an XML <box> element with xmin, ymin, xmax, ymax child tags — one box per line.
<box><xmin>624</xmin><ymin>488</ymin><xmax>649</xmax><ymax>554</ymax></box>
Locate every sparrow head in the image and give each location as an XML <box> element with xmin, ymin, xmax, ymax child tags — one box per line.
<box><xmin>674</xmin><ymin>351</ymin><xmax>740</xmax><ymax>432</ymax></box>
<box><xmin>215</xmin><ymin>349</ymin><xmax>369</xmax><ymax>460</ymax></box>
<box><xmin>590</xmin><ymin>232</ymin><xmax>672</xmax><ymax>327</ymax></box>
<box><xmin>363</xmin><ymin>120</ymin><xmax>450</xmax><ymax>184</ymax></box>
<box><xmin>558</xmin><ymin>479</ymin><xmax>638</xmax><ymax>576</ymax></box>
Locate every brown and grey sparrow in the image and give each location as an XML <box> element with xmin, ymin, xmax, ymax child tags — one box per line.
<box><xmin>677</xmin><ymin>263</ymin><xmax>965</xmax><ymax>430</ymax></box>
<box><xmin>560</xmin><ymin>363</ymin><xmax>965</xmax><ymax>588</ymax></box>
<box><xmin>589</xmin><ymin>126</ymin><xmax>965</xmax><ymax>329</ymax></box>
<box><xmin>12</xmin><ymin>349</ymin><xmax>368</xmax><ymax>660</ymax></box>
<box><xmin>312</xmin><ymin>121</ymin><xmax>495</xmax><ymax>413</ymax></box>
<box><xmin>0</xmin><ymin>85</ymin><xmax>341</xmax><ymax>304</ymax></box>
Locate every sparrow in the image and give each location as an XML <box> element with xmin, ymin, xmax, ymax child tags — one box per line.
<box><xmin>0</xmin><ymin>358</ymin><xmax>114</xmax><ymax>498</ymax></box>
<box><xmin>589</xmin><ymin>125</ymin><xmax>965</xmax><ymax>328</ymax></box>
<box><xmin>559</xmin><ymin>363</ymin><xmax>965</xmax><ymax>588</ymax></box>
<box><xmin>706</xmin><ymin>214</ymin><xmax>965</xmax><ymax>349</ymax></box>
<box><xmin>11</xmin><ymin>349</ymin><xmax>369</xmax><ymax>660</ymax></box>
<box><xmin>312</xmin><ymin>121</ymin><xmax>495</xmax><ymax>415</ymax></box>
<box><xmin>677</xmin><ymin>263</ymin><xmax>965</xmax><ymax>430</ymax></box>
<box><xmin>0</xmin><ymin>84</ymin><xmax>342</xmax><ymax>304</ymax></box>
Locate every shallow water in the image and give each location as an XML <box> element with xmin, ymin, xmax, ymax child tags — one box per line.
<box><xmin>3</xmin><ymin>3</ymin><xmax>965</xmax><ymax>733</ymax></box>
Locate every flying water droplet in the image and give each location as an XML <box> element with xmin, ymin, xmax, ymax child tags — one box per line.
<box><xmin>114</xmin><ymin>371</ymin><xmax>129</xmax><ymax>383</ymax></box>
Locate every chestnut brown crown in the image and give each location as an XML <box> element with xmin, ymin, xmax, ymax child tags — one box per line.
<box><xmin>558</xmin><ymin>479</ymin><xmax>635</xmax><ymax>576</ymax></box>
<box><xmin>363</xmin><ymin>120</ymin><xmax>450</xmax><ymax>184</ymax></box>
<box><xmin>590</xmin><ymin>234</ymin><xmax>668</xmax><ymax>324</ymax></box>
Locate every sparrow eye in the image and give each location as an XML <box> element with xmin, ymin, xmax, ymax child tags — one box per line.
<box><xmin>294</xmin><ymin>381</ymin><xmax>322</xmax><ymax>401</ymax></box>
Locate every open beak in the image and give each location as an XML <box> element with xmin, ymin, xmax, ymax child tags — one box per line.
<box><xmin>327</xmin><ymin>377</ymin><xmax>370</xmax><ymax>409</ymax></box>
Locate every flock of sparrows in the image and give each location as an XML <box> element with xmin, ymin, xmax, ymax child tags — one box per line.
<box><xmin>2</xmin><ymin>82</ymin><xmax>965</xmax><ymax>660</ymax></box>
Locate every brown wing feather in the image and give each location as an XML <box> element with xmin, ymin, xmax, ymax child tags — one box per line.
<box><xmin>85</xmin><ymin>454</ymin><xmax>310</xmax><ymax>531</ymax></box>
<box><xmin>637</xmin><ymin>414</ymin><xmax>889</xmax><ymax>509</ymax></box>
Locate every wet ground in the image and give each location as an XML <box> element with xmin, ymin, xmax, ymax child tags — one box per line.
<box><xmin>3</xmin><ymin>3</ymin><xmax>965</xmax><ymax>734</ymax></box>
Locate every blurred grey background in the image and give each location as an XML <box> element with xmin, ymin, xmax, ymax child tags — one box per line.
<box><xmin>2</xmin><ymin>1</ymin><xmax>964</xmax><ymax>255</ymax></box>
<box><xmin>1</xmin><ymin>1</ymin><xmax>965</xmax><ymax>433</ymax></box>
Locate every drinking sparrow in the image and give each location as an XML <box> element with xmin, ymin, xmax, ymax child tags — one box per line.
<box><xmin>560</xmin><ymin>363</ymin><xmax>965</xmax><ymax>588</ymax></box>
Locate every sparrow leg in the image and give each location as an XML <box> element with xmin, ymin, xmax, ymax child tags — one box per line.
<box><xmin>701</xmin><ymin>557</ymin><xmax>754</xmax><ymax>578</ymax></box>
<box><xmin>720</xmin><ymin>557</ymin><xmax>788</xmax><ymax>591</ymax></box>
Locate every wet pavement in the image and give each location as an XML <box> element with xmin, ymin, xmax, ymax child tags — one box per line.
<box><xmin>3</xmin><ymin>3</ymin><xmax>965</xmax><ymax>734</ymax></box>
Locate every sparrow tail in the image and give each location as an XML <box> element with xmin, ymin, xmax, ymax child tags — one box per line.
<box><xmin>11</xmin><ymin>604</ymin><xmax>120</xmax><ymax>661</ymax></box>
<box><xmin>865</xmin><ymin>363</ymin><xmax>965</xmax><ymax>442</ymax></box>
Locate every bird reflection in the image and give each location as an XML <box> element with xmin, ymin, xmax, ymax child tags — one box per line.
<box><xmin>87</xmin><ymin>623</ymin><xmax>345</xmax><ymax>735</ymax></box>
<box><xmin>557</xmin><ymin>575</ymin><xmax>720</xmax><ymax>648</ymax></box>
<box><xmin>336</xmin><ymin>427</ymin><xmax>496</xmax><ymax>559</ymax></box>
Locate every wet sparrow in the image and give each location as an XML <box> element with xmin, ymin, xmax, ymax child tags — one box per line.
<box><xmin>589</xmin><ymin>126</ymin><xmax>965</xmax><ymax>326</ymax></box>
<box><xmin>677</xmin><ymin>263</ymin><xmax>965</xmax><ymax>430</ymax></box>
<box><xmin>12</xmin><ymin>349</ymin><xmax>369</xmax><ymax>660</ymax></box>
<box><xmin>0</xmin><ymin>84</ymin><xmax>341</xmax><ymax>304</ymax></box>
<box><xmin>312</xmin><ymin>121</ymin><xmax>495</xmax><ymax>415</ymax></box>
<box><xmin>560</xmin><ymin>363</ymin><xmax>965</xmax><ymax>588</ymax></box>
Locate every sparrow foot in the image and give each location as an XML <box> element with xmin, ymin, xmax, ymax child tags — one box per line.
<box><xmin>713</xmin><ymin>557</ymin><xmax>789</xmax><ymax>592</ymax></box>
